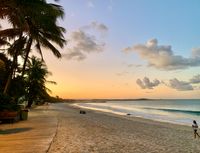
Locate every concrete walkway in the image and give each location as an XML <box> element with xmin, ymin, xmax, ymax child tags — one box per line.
<box><xmin>0</xmin><ymin>105</ymin><xmax>58</xmax><ymax>153</ymax></box>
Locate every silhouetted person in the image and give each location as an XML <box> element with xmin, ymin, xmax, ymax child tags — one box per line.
<box><xmin>192</xmin><ymin>120</ymin><xmax>200</xmax><ymax>139</ymax></box>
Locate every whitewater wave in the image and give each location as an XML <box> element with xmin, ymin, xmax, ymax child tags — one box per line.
<box><xmin>143</xmin><ymin>107</ymin><xmax>200</xmax><ymax>116</ymax></box>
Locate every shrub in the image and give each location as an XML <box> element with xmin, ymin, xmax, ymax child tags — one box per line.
<box><xmin>0</xmin><ymin>93</ymin><xmax>21</xmax><ymax>111</ymax></box>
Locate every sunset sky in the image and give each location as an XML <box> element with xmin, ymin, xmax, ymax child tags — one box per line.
<box><xmin>36</xmin><ymin>0</ymin><xmax>200</xmax><ymax>99</ymax></box>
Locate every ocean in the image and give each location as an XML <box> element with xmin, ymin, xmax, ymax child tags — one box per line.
<box><xmin>73</xmin><ymin>99</ymin><xmax>200</xmax><ymax>126</ymax></box>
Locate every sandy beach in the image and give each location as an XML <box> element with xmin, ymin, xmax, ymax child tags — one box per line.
<box><xmin>0</xmin><ymin>103</ymin><xmax>200</xmax><ymax>153</ymax></box>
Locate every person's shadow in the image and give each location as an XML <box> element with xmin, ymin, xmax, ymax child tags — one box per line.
<box><xmin>0</xmin><ymin>127</ymin><xmax>32</xmax><ymax>135</ymax></box>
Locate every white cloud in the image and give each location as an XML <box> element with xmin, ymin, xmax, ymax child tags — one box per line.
<box><xmin>82</xmin><ymin>21</ymin><xmax>108</xmax><ymax>33</ymax></box>
<box><xmin>63</xmin><ymin>22</ymin><xmax>108</xmax><ymax>61</ymax></box>
<box><xmin>136</xmin><ymin>77</ymin><xmax>160</xmax><ymax>89</ymax></box>
<box><xmin>71</xmin><ymin>30</ymin><xmax>104</xmax><ymax>53</ymax></box>
<box><xmin>122</xmin><ymin>38</ymin><xmax>200</xmax><ymax>70</ymax></box>
<box><xmin>137</xmin><ymin>75</ymin><xmax>200</xmax><ymax>91</ymax></box>
<box><xmin>63</xmin><ymin>30</ymin><xmax>105</xmax><ymax>61</ymax></box>
<box><xmin>167</xmin><ymin>78</ymin><xmax>193</xmax><ymax>91</ymax></box>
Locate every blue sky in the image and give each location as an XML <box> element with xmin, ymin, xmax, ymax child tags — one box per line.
<box><xmin>59</xmin><ymin>0</ymin><xmax>200</xmax><ymax>50</ymax></box>
<box><xmin>42</xmin><ymin>0</ymin><xmax>200</xmax><ymax>98</ymax></box>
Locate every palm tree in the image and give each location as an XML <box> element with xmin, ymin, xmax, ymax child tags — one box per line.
<box><xmin>0</xmin><ymin>0</ymin><xmax>66</xmax><ymax>94</ymax></box>
<box><xmin>0</xmin><ymin>53</ymin><xmax>11</xmax><ymax>92</ymax></box>
<box><xmin>0</xmin><ymin>34</ymin><xmax>27</xmax><ymax>94</ymax></box>
<box><xmin>25</xmin><ymin>56</ymin><xmax>53</xmax><ymax>108</ymax></box>
<box><xmin>20</xmin><ymin>0</ymin><xmax>66</xmax><ymax>76</ymax></box>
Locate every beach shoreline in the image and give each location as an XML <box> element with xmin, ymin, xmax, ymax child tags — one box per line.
<box><xmin>71</xmin><ymin>99</ymin><xmax>200</xmax><ymax>127</ymax></box>
<box><xmin>1</xmin><ymin>103</ymin><xmax>200</xmax><ymax>153</ymax></box>
<box><xmin>48</xmin><ymin>103</ymin><xmax>200</xmax><ymax>153</ymax></box>
<box><xmin>71</xmin><ymin>102</ymin><xmax>191</xmax><ymax>127</ymax></box>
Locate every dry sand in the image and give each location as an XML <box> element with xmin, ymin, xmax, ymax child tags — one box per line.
<box><xmin>1</xmin><ymin>103</ymin><xmax>200</xmax><ymax>153</ymax></box>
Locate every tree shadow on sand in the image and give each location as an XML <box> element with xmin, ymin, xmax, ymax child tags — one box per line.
<box><xmin>0</xmin><ymin>127</ymin><xmax>32</xmax><ymax>135</ymax></box>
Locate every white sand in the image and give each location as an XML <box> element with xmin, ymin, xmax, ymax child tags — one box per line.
<box><xmin>48</xmin><ymin>103</ymin><xmax>200</xmax><ymax>153</ymax></box>
<box><xmin>1</xmin><ymin>103</ymin><xmax>200</xmax><ymax>153</ymax></box>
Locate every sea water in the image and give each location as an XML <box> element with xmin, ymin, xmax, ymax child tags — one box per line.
<box><xmin>73</xmin><ymin>99</ymin><xmax>200</xmax><ymax>126</ymax></box>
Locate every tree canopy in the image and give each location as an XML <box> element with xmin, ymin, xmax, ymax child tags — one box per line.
<box><xmin>0</xmin><ymin>0</ymin><xmax>66</xmax><ymax>108</ymax></box>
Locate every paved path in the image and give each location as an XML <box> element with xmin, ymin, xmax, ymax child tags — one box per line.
<box><xmin>0</xmin><ymin>105</ymin><xmax>58</xmax><ymax>153</ymax></box>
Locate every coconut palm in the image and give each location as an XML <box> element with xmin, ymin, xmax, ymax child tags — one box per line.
<box><xmin>25</xmin><ymin>56</ymin><xmax>53</xmax><ymax>108</ymax></box>
<box><xmin>19</xmin><ymin>0</ymin><xmax>66</xmax><ymax>76</ymax></box>
<box><xmin>0</xmin><ymin>0</ymin><xmax>66</xmax><ymax>94</ymax></box>
<box><xmin>1</xmin><ymin>35</ymin><xmax>27</xmax><ymax>94</ymax></box>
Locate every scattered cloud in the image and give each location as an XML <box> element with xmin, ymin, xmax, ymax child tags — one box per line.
<box><xmin>189</xmin><ymin>74</ymin><xmax>200</xmax><ymax>84</ymax></box>
<box><xmin>136</xmin><ymin>77</ymin><xmax>161</xmax><ymax>89</ymax></box>
<box><xmin>63</xmin><ymin>48</ymin><xmax>86</xmax><ymax>61</ymax></box>
<box><xmin>63</xmin><ymin>30</ymin><xmax>105</xmax><ymax>60</ymax></box>
<box><xmin>167</xmin><ymin>78</ymin><xmax>193</xmax><ymax>91</ymax></box>
<box><xmin>82</xmin><ymin>21</ymin><xmax>108</xmax><ymax>33</ymax></box>
<box><xmin>137</xmin><ymin>74</ymin><xmax>200</xmax><ymax>91</ymax></box>
<box><xmin>63</xmin><ymin>22</ymin><xmax>108</xmax><ymax>61</ymax></box>
<box><xmin>70</xmin><ymin>30</ymin><xmax>104</xmax><ymax>53</ymax></box>
<box><xmin>122</xmin><ymin>38</ymin><xmax>200</xmax><ymax>70</ymax></box>
<box><xmin>166</xmin><ymin>74</ymin><xmax>200</xmax><ymax>91</ymax></box>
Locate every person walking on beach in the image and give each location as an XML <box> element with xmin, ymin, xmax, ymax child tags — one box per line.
<box><xmin>192</xmin><ymin>120</ymin><xmax>200</xmax><ymax>139</ymax></box>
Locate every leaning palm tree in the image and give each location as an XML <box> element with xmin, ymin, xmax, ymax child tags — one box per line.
<box><xmin>20</xmin><ymin>0</ymin><xmax>66</xmax><ymax>76</ymax></box>
<box><xmin>0</xmin><ymin>0</ymin><xmax>66</xmax><ymax>94</ymax></box>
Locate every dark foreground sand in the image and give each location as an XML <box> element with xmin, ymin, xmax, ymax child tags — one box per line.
<box><xmin>0</xmin><ymin>103</ymin><xmax>200</xmax><ymax>153</ymax></box>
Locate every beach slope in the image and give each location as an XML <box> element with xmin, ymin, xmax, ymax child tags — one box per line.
<box><xmin>49</xmin><ymin>103</ymin><xmax>200</xmax><ymax>153</ymax></box>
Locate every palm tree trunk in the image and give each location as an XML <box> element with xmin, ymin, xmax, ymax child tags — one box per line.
<box><xmin>3</xmin><ymin>70</ymin><xmax>12</xmax><ymax>94</ymax></box>
<box><xmin>27</xmin><ymin>98</ymin><xmax>33</xmax><ymax>108</ymax></box>
<box><xmin>3</xmin><ymin>50</ymin><xmax>18</xmax><ymax>94</ymax></box>
<box><xmin>21</xmin><ymin>38</ymin><xmax>32</xmax><ymax>77</ymax></box>
<box><xmin>3</xmin><ymin>34</ymin><xmax>23</xmax><ymax>94</ymax></box>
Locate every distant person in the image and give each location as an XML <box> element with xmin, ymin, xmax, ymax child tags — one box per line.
<box><xmin>192</xmin><ymin>120</ymin><xmax>200</xmax><ymax>139</ymax></box>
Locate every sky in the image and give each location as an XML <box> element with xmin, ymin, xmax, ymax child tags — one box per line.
<box><xmin>4</xmin><ymin>0</ymin><xmax>200</xmax><ymax>99</ymax></box>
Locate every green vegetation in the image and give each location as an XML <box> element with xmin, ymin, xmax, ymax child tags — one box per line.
<box><xmin>0</xmin><ymin>0</ymin><xmax>66</xmax><ymax>110</ymax></box>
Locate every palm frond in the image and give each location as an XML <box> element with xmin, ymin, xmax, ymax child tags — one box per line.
<box><xmin>0</xmin><ymin>38</ymin><xmax>10</xmax><ymax>46</ymax></box>
<box><xmin>46</xmin><ymin>80</ymin><xmax>57</xmax><ymax>85</ymax></box>
<box><xmin>39</xmin><ymin>35</ymin><xmax>61</xmax><ymax>58</ymax></box>
<box><xmin>35</xmin><ymin>41</ymin><xmax>44</xmax><ymax>61</ymax></box>
<box><xmin>0</xmin><ymin>28</ymin><xmax>21</xmax><ymax>39</ymax></box>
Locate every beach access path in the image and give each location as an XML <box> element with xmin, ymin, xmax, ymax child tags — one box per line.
<box><xmin>0</xmin><ymin>104</ymin><xmax>57</xmax><ymax>153</ymax></box>
<box><xmin>0</xmin><ymin>103</ymin><xmax>200</xmax><ymax>153</ymax></box>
